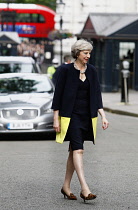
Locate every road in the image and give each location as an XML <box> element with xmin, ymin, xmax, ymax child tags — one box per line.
<box><xmin>0</xmin><ymin>112</ymin><xmax>138</xmax><ymax>210</ymax></box>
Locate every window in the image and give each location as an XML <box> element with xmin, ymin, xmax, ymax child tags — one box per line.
<box><xmin>0</xmin><ymin>76</ymin><xmax>53</xmax><ymax>93</ymax></box>
<box><xmin>119</xmin><ymin>42</ymin><xmax>135</xmax><ymax>60</ymax></box>
<box><xmin>0</xmin><ymin>63</ymin><xmax>36</xmax><ymax>74</ymax></box>
<box><xmin>16</xmin><ymin>13</ymin><xmax>45</xmax><ymax>23</ymax></box>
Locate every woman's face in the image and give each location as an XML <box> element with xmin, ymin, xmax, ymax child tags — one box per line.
<box><xmin>77</xmin><ymin>50</ymin><xmax>91</xmax><ymax>64</ymax></box>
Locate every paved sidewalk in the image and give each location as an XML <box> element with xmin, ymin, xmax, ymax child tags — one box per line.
<box><xmin>102</xmin><ymin>90</ymin><xmax>138</xmax><ymax>117</ymax></box>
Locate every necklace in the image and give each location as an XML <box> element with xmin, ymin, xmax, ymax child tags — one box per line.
<box><xmin>74</xmin><ymin>62</ymin><xmax>87</xmax><ymax>74</ymax></box>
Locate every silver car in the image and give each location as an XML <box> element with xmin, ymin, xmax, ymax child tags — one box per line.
<box><xmin>0</xmin><ymin>73</ymin><xmax>55</xmax><ymax>134</ymax></box>
<box><xmin>0</xmin><ymin>56</ymin><xmax>41</xmax><ymax>74</ymax></box>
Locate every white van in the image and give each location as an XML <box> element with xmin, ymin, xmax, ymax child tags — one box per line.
<box><xmin>0</xmin><ymin>56</ymin><xmax>41</xmax><ymax>74</ymax></box>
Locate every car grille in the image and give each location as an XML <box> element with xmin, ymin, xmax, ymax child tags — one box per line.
<box><xmin>2</xmin><ymin>109</ymin><xmax>38</xmax><ymax>120</ymax></box>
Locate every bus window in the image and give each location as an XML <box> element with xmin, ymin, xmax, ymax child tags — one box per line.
<box><xmin>16</xmin><ymin>13</ymin><xmax>45</xmax><ymax>23</ymax></box>
<box><xmin>16</xmin><ymin>13</ymin><xmax>30</xmax><ymax>22</ymax></box>
<box><xmin>31</xmin><ymin>14</ymin><xmax>38</xmax><ymax>23</ymax></box>
<box><xmin>38</xmin><ymin>14</ymin><xmax>45</xmax><ymax>23</ymax></box>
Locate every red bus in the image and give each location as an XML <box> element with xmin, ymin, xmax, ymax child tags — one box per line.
<box><xmin>0</xmin><ymin>3</ymin><xmax>56</xmax><ymax>38</ymax></box>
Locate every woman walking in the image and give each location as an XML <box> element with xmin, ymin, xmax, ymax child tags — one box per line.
<box><xmin>52</xmin><ymin>39</ymin><xmax>109</xmax><ymax>202</ymax></box>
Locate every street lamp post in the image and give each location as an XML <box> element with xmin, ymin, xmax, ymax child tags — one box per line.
<box><xmin>59</xmin><ymin>16</ymin><xmax>63</xmax><ymax>64</ymax></box>
<box><xmin>57</xmin><ymin>0</ymin><xmax>65</xmax><ymax>64</ymax></box>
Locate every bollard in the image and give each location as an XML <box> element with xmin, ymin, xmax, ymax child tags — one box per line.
<box><xmin>121</xmin><ymin>61</ymin><xmax>130</xmax><ymax>104</ymax></box>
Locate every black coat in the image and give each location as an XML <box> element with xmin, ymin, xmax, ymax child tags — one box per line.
<box><xmin>52</xmin><ymin>63</ymin><xmax>66</xmax><ymax>85</ymax></box>
<box><xmin>52</xmin><ymin>63</ymin><xmax>103</xmax><ymax>117</ymax></box>
<box><xmin>51</xmin><ymin>63</ymin><xmax>103</xmax><ymax>144</ymax></box>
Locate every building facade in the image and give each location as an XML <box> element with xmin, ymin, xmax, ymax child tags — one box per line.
<box><xmin>55</xmin><ymin>0</ymin><xmax>138</xmax><ymax>34</ymax></box>
<box><xmin>54</xmin><ymin>0</ymin><xmax>138</xmax><ymax>91</ymax></box>
<box><xmin>78</xmin><ymin>13</ymin><xmax>138</xmax><ymax>91</ymax></box>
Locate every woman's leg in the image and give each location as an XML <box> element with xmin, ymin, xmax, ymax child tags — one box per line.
<box><xmin>62</xmin><ymin>150</ymin><xmax>75</xmax><ymax>195</ymax></box>
<box><xmin>73</xmin><ymin>149</ymin><xmax>91</xmax><ymax>197</ymax></box>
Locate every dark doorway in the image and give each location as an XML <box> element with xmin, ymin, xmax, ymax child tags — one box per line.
<box><xmin>119</xmin><ymin>42</ymin><xmax>135</xmax><ymax>89</ymax></box>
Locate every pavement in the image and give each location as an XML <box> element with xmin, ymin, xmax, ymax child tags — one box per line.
<box><xmin>1</xmin><ymin>113</ymin><xmax>138</xmax><ymax>210</ymax></box>
<box><xmin>102</xmin><ymin>90</ymin><xmax>138</xmax><ymax>117</ymax></box>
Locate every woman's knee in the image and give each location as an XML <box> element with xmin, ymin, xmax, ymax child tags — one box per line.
<box><xmin>73</xmin><ymin>149</ymin><xmax>84</xmax><ymax>155</ymax></box>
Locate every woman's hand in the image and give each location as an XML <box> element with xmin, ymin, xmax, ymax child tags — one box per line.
<box><xmin>53</xmin><ymin>110</ymin><xmax>61</xmax><ymax>132</ymax></box>
<box><xmin>98</xmin><ymin>109</ymin><xmax>109</xmax><ymax>130</ymax></box>
<box><xmin>53</xmin><ymin>117</ymin><xmax>61</xmax><ymax>132</ymax></box>
<box><xmin>101</xmin><ymin>117</ymin><xmax>109</xmax><ymax>130</ymax></box>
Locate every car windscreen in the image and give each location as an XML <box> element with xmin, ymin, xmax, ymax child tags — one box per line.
<box><xmin>0</xmin><ymin>63</ymin><xmax>36</xmax><ymax>73</ymax></box>
<box><xmin>0</xmin><ymin>76</ymin><xmax>53</xmax><ymax>94</ymax></box>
